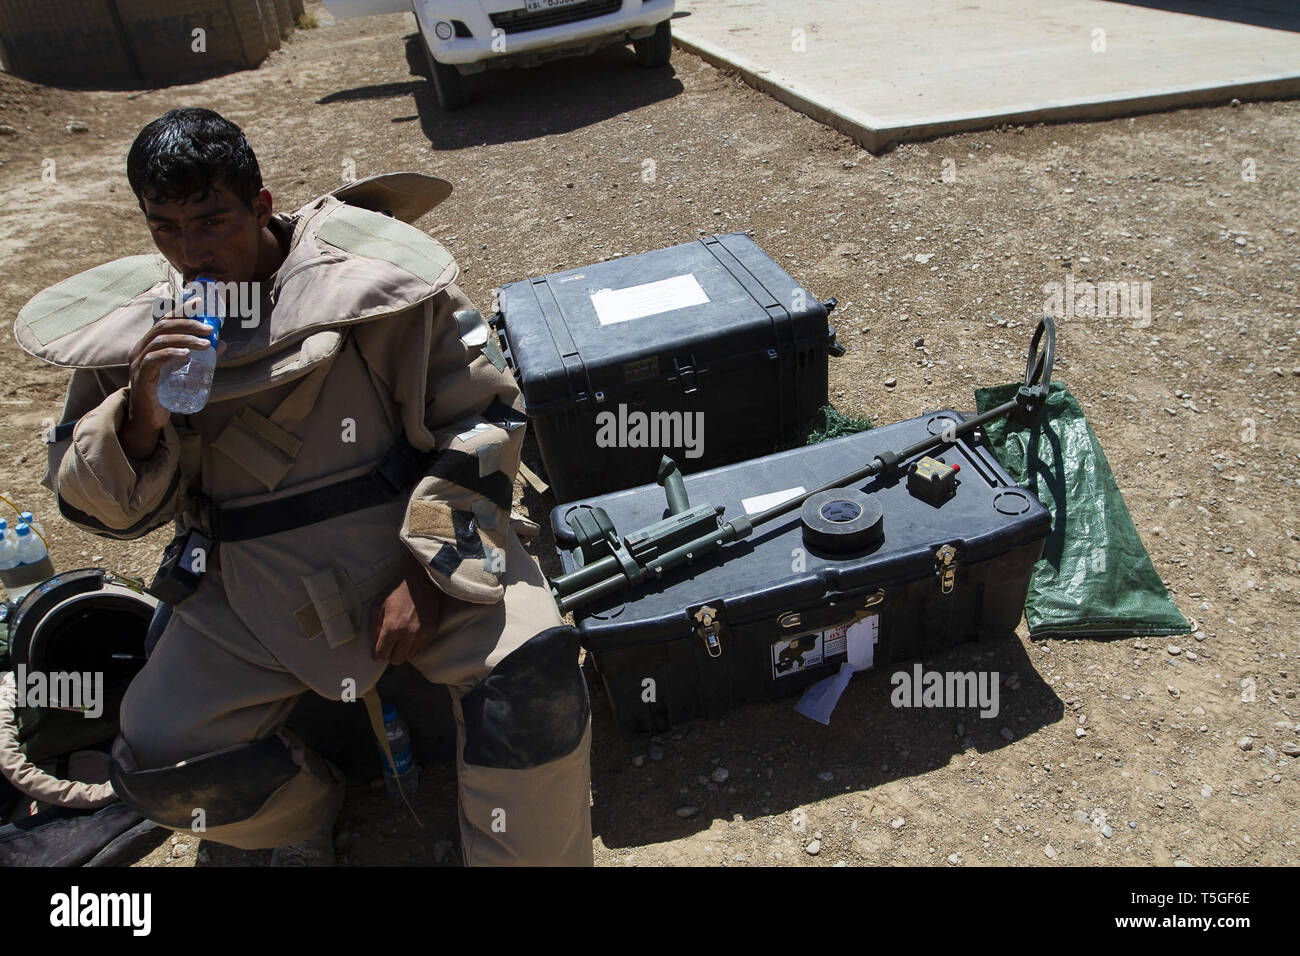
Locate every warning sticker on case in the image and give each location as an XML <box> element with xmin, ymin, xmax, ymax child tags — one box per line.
<box><xmin>821</xmin><ymin>621</ymin><xmax>852</xmax><ymax>658</ymax></box>
<box><xmin>772</xmin><ymin>617</ymin><xmax>878</xmax><ymax>680</ymax></box>
<box><xmin>590</xmin><ymin>274</ymin><xmax>710</xmax><ymax>326</ymax></box>
<box><xmin>771</xmin><ymin>632</ymin><xmax>824</xmax><ymax>678</ymax></box>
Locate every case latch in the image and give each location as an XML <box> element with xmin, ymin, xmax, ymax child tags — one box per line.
<box><xmin>692</xmin><ymin>604</ymin><xmax>723</xmax><ymax>658</ymax></box>
<box><xmin>673</xmin><ymin>357</ymin><xmax>700</xmax><ymax>396</ymax></box>
<box><xmin>935</xmin><ymin>544</ymin><xmax>959</xmax><ymax>595</ymax></box>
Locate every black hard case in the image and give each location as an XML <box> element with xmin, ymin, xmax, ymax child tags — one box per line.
<box><xmin>494</xmin><ymin>233</ymin><xmax>838</xmax><ymax>501</ymax></box>
<box><xmin>551</xmin><ymin>410</ymin><xmax>1051</xmax><ymax>734</ymax></box>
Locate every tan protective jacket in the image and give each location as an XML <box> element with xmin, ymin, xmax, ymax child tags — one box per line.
<box><xmin>13</xmin><ymin>175</ymin><xmax>530</xmax><ymax>698</ymax></box>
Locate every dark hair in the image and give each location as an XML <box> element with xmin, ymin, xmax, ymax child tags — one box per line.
<box><xmin>127</xmin><ymin>108</ymin><xmax>263</xmax><ymax>210</ymax></box>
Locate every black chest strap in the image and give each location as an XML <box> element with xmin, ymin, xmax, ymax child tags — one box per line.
<box><xmin>197</xmin><ymin>442</ymin><xmax>434</xmax><ymax>543</ymax></box>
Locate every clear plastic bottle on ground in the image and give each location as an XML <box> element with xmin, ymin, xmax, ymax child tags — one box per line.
<box><xmin>157</xmin><ymin>278</ymin><xmax>223</xmax><ymax>414</ymax></box>
<box><xmin>0</xmin><ymin>520</ymin><xmax>18</xmax><ymax>572</ymax></box>
<box><xmin>380</xmin><ymin>703</ymin><xmax>420</xmax><ymax>801</ymax></box>
<box><xmin>14</xmin><ymin>522</ymin><xmax>46</xmax><ymax>566</ymax></box>
<box><xmin>0</xmin><ymin>513</ymin><xmax>54</xmax><ymax>595</ymax></box>
<box><xmin>19</xmin><ymin>512</ymin><xmax>43</xmax><ymax>542</ymax></box>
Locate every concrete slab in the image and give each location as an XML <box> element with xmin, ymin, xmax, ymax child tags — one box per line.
<box><xmin>670</xmin><ymin>0</ymin><xmax>1300</xmax><ymax>152</ymax></box>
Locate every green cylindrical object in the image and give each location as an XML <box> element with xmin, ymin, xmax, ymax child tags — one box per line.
<box><xmin>552</xmin><ymin>553</ymin><xmax>620</xmax><ymax>598</ymax></box>
<box><xmin>656</xmin><ymin>457</ymin><xmax>689</xmax><ymax>515</ymax></box>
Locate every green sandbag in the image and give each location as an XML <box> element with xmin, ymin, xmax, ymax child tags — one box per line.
<box><xmin>974</xmin><ymin>381</ymin><xmax>1190</xmax><ymax>639</ymax></box>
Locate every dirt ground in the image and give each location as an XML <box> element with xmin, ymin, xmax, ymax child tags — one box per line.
<box><xmin>1</xmin><ymin>3</ymin><xmax>1296</xmax><ymax>867</ymax></box>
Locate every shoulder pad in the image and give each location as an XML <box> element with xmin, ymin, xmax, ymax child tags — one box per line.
<box><xmin>312</xmin><ymin>200</ymin><xmax>456</xmax><ymax>286</ymax></box>
<box><xmin>14</xmin><ymin>197</ymin><xmax>460</xmax><ymax>373</ymax></box>
<box><xmin>327</xmin><ymin>171</ymin><xmax>452</xmax><ymax>225</ymax></box>
<box><xmin>14</xmin><ymin>255</ymin><xmax>167</xmax><ymax>367</ymax></box>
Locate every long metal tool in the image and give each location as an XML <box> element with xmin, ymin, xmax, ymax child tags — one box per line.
<box><xmin>551</xmin><ymin>314</ymin><xmax>1056</xmax><ymax>614</ymax></box>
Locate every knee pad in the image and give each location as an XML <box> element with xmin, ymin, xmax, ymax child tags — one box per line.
<box><xmin>460</xmin><ymin>625</ymin><xmax>589</xmax><ymax>770</ymax></box>
<box><xmin>109</xmin><ymin>735</ymin><xmax>299</xmax><ymax>830</ymax></box>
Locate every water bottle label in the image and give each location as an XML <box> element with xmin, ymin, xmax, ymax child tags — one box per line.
<box><xmin>190</xmin><ymin>312</ymin><xmax>222</xmax><ymax>347</ymax></box>
<box><xmin>381</xmin><ymin>747</ymin><xmax>413</xmax><ymax>776</ymax></box>
<box><xmin>183</xmin><ymin>281</ymin><xmax>224</xmax><ymax>345</ymax></box>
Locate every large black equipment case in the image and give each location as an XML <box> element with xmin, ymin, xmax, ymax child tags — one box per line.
<box><xmin>494</xmin><ymin>233</ymin><xmax>840</xmax><ymax>502</ymax></box>
<box><xmin>552</xmin><ymin>410</ymin><xmax>1052</xmax><ymax>734</ymax></box>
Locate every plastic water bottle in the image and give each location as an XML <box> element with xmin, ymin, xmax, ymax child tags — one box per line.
<box><xmin>14</xmin><ymin>522</ymin><xmax>46</xmax><ymax>566</ymax></box>
<box><xmin>379</xmin><ymin>704</ymin><xmax>420</xmax><ymax>801</ymax></box>
<box><xmin>157</xmin><ymin>278</ymin><xmax>223</xmax><ymax>414</ymax></box>
<box><xmin>0</xmin><ymin>520</ymin><xmax>18</xmax><ymax>572</ymax></box>
<box><xmin>19</xmin><ymin>512</ymin><xmax>43</xmax><ymax>542</ymax></box>
<box><xmin>0</xmin><ymin>514</ymin><xmax>54</xmax><ymax>597</ymax></box>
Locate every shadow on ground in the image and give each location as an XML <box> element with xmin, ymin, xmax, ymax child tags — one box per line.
<box><xmin>317</xmin><ymin>33</ymin><xmax>684</xmax><ymax>150</ymax></box>
<box><xmin>585</xmin><ymin>631</ymin><xmax>1064</xmax><ymax>851</ymax></box>
<box><xmin>1115</xmin><ymin>0</ymin><xmax>1300</xmax><ymax>32</ymax></box>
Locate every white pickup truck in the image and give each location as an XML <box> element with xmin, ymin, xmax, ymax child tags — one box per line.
<box><xmin>323</xmin><ymin>0</ymin><xmax>675</xmax><ymax>109</ymax></box>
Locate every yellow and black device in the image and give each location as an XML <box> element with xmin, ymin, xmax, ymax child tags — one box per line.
<box><xmin>907</xmin><ymin>456</ymin><xmax>960</xmax><ymax>506</ymax></box>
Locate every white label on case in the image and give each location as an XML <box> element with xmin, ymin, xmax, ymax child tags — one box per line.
<box><xmin>742</xmin><ymin>487</ymin><xmax>806</xmax><ymax>515</ymax></box>
<box><xmin>590</xmin><ymin>274</ymin><xmax>709</xmax><ymax>326</ymax></box>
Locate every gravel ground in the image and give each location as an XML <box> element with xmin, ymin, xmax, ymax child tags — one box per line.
<box><xmin>0</xmin><ymin>3</ymin><xmax>1296</xmax><ymax>866</ymax></box>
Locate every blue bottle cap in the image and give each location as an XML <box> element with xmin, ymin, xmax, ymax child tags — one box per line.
<box><xmin>382</xmin><ymin>703</ymin><xmax>398</xmax><ymax>722</ymax></box>
<box><xmin>183</xmin><ymin>280</ymin><xmax>225</xmax><ymax>333</ymax></box>
<box><xmin>15</xmin><ymin>523</ymin><xmax>29</xmax><ymax>536</ymax></box>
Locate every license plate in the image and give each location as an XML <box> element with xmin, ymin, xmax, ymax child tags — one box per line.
<box><xmin>525</xmin><ymin>0</ymin><xmax>588</xmax><ymax>12</ymax></box>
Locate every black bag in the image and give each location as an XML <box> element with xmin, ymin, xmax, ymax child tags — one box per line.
<box><xmin>0</xmin><ymin>802</ymin><xmax>162</xmax><ymax>867</ymax></box>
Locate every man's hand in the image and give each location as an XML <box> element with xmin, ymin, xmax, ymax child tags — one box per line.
<box><xmin>121</xmin><ymin>302</ymin><xmax>226</xmax><ymax>459</ymax></box>
<box><xmin>370</xmin><ymin>553</ymin><xmax>442</xmax><ymax>664</ymax></box>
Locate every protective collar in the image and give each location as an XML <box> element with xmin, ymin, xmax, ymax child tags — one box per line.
<box><xmin>13</xmin><ymin>173</ymin><xmax>457</xmax><ymax>401</ymax></box>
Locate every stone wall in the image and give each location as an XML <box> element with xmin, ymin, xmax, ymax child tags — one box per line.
<box><xmin>0</xmin><ymin>0</ymin><xmax>300</xmax><ymax>88</ymax></box>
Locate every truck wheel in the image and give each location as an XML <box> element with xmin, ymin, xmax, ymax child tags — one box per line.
<box><xmin>423</xmin><ymin>33</ymin><xmax>470</xmax><ymax>109</ymax></box>
<box><xmin>633</xmin><ymin>19</ymin><xmax>672</xmax><ymax>67</ymax></box>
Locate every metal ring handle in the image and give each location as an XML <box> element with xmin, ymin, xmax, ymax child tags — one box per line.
<box><xmin>1024</xmin><ymin>312</ymin><xmax>1056</xmax><ymax>391</ymax></box>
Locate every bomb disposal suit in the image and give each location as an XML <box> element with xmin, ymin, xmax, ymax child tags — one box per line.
<box><xmin>12</xmin><ymin>174</ymin><xmax>593</xmax><ymax>865</ymax></box>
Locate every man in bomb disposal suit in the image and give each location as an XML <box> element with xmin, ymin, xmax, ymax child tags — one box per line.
<box><xmin>12</xmin><ymin>108</ymin><xmax>593</xmax><ymax>865</ymax></box>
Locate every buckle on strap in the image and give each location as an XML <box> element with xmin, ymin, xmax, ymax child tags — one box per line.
<box><xmin>192</xmin><ymin>490</ymin><xmax>217</xmax><ymax>539</ymax></box>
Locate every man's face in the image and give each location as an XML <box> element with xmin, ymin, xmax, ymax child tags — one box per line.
<box><xmin>142</xmin><ymin>181</ymin><xmax>272</xmax><ymax>284</ymax></box>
